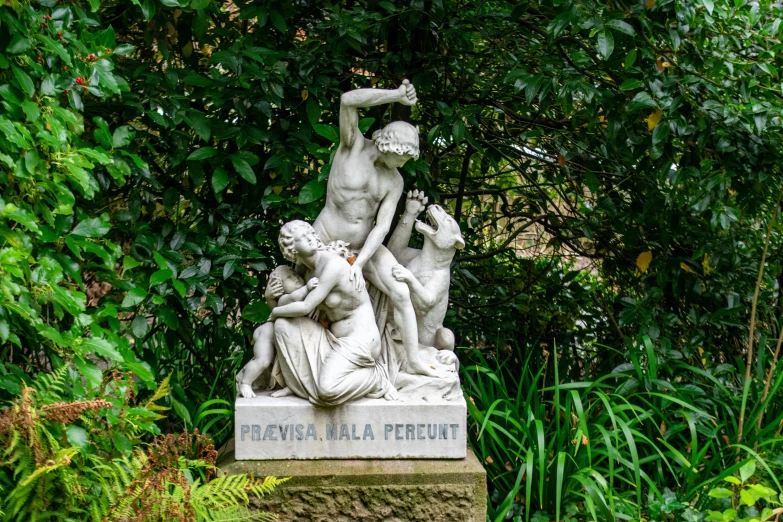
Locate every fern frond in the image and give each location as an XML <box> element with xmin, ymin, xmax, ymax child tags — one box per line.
<box><xmin>248</xmin><ymin>476</ymin><xmax>289</xmax><ymax>497</ymax></box>
<box><xmin>203</xmin><ymin>506</ymin><xmax>278</xmax><ymax>522</ymax></box>
<box><xmin>17</xmin><ymin>447</ymin><xmax>79</xmax><ymax>488</ymax></box>
<box><xmin>144</xmin><ymin>373</ymin><xmax>171</xmax><ymax>409</ymax></box>
<box><xmin>32</xmin><ymin>365</ymin><xmax>70</xmax><ymax>400</ymax></box>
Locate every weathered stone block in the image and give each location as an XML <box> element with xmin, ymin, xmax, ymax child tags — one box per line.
<box><xmin>219</xmin><ymin>444</ymin><xmax>487</xmax><ymax>521</ymax></box>
<box><xmin>235</xmin><ymin>391</ymin><xmax>467</xmax><ymax>459</ymax></box>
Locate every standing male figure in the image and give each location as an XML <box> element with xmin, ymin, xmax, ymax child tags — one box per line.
<box><xmin>313</xmin><ymin>80</ymin><xmax>436</xmax><ymax>377</ymax></box>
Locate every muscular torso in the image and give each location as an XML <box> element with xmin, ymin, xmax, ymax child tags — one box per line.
<box><xmin>313</xmin><ymin>139</ymin><xmax>403</xmax><ymax>249</ymax></box>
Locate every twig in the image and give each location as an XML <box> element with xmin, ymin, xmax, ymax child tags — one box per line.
<box><xmin>738</xmin><ymin>186</ymin><xmax>783</xmax><ymax>449</ymax></box>
<box><xmin>456</xmin><ymin>215</ymin><xmax>547</xmax><ymax>262</ymax></box>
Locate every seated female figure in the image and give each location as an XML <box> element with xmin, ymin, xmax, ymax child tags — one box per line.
<box><xmin>269</xmin><ymin>220</ymin><xmax>397</xmax><ymax>406</ymax></box>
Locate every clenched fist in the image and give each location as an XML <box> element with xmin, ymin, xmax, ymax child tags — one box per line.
<box><xmin>397</xmin><ymin>79</ymin><xmax>417</xmax><ymax>107</ymax></box>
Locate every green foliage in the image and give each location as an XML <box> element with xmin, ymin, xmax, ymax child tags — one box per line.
<box><xmin>463</xmin><ymin>337</ymin><xmax>783</xmax><ymax>521</ymax></box>
<box><xmin>3</xmin><ymin>0</ymin><xmax>783</xmax><ymax>518</ymax></box>
<box><xmin>0</xmin><ymin>0</ymin><xmax>155</xmax><ymax>397</ymax></box>
<box><xmin>0</xmin><ymin>366</ymin><xmax>283</xmax><ymax>521</ymax></box>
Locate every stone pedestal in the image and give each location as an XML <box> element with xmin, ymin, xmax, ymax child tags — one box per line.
<box><xmin>219</xmin><ymin>443</ymin><xmax>486</xmax><ymax>521</ymax></box>
<box><xmin>235</xmin><ymin>391</ymin><xmax>467</xmax><ymax>460</ymax></box>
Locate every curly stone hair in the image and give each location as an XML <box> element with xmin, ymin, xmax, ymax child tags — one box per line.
<box><xmin>278</xmin><ymin>221</ymin><xmax>352</xmax><ymax>263</ymax></box>
<box><xmin>267</xmin><ymin>265</ymin><xmax>301</xmax><ymax>288</ymax></box>
<box><xmin>278</xmin><ymin>220</ymin><xmax>321</xmax><ymax>263</ymax></box>
<box><xmin>372</xmin><ymin>121</ymin><xmax>420</xmax><ymax>159</ymax></box>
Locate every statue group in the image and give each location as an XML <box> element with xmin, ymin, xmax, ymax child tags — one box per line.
<box><xmin>235</xmin><ymin>81</ymin><xmax>464</xmax><ymax>407</ymax></box>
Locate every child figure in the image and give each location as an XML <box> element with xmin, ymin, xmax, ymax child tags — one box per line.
<box><xmin>236</xmin><ymin>266</ymin><xmax>318</xmax><ymax>398</ymax></box>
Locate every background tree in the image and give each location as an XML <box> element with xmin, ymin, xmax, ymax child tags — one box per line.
<box><xmin>3</xmin><ymin>0</ymin><xmax>783</xmax><ymax>519</ymax></box>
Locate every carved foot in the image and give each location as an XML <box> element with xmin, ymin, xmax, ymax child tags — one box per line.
<box><xmin>271</xmin><ymin>386</ymin><xmax>294</xmax><ymax>398</ymax></box>
<box><xmin>383</xmin><ymin>387</ymin><xmax>399</xmax><ymax>401</ymax></box>
<box><xmin>238</xmin><ymin>383</ymin><xmax>256</xmax><ymax>399</ymax></box>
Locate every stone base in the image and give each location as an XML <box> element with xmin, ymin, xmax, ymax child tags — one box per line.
<box><xmin>235</xmin><ymin>391</ymin><xmax>467</xmax><ymax>459</ymax></box>
<box><xmin>218</xmin><ymin>443</ymin><xmax>487</xmax><ymax>521</ymax></box>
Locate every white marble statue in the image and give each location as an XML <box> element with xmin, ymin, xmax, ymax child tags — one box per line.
<box><xmin>265</xmin><ymin>220</ymin><xmax>398</xmax><ymax>406</ymax></box>
<box><xmin>236</xmin><ymin>80</ymin><xmax>470</xmax><ymax>406</ymax></box>
<box><xmin>311</xmin><ymin>80</ymin><xmax>438</xmax><ymax>378</ymax></box>
<box><xmin>388</xmin><ymin>191</ymin><xmax>464</xmax><ymax>369</ymax></box>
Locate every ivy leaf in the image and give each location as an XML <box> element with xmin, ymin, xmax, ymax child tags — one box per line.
<box><xmin>313</xmin><ymin>124</ymin><xmax>339</xmax><ymax>144</ymax></box>
<box><xmin>82</xmin><ymin>337</ymin><xmax>124</xmax><ymax>362</ymax></box>
<box><xmin>131</xmin><ymin>315</ymin><xmax>149</xmax><ymax>337</ymax></box>
<box><xmin>606</xmin><ymin>19</ymin><xmax>635</xmax><ymax>36</ymax></box>
<box><xmin>112</xmin><ymin>126</ymin><xmax>135</xmax><ymax>148</ymax></box>
<box><xmin>270</xmin><ymin>11</ymin><xmax>287</xmax><ymax>33</ymax></box>
<box><xmin>12</xmin><ymin>66</ymin><xmax>35</xmax><ymax>98</ymax></box>
<box><xmin>739</xmin><ymin>460</ymin><xmax>755</xmax><ymax>483</ymax></box>
<box><xmin>6</xmin><ymin>35</ymin><xmax>31</xmax><ymax>54</ymax></box>
<box><xmin>597</xmin><ymin>30</ymin><xmax>614</xmax><ymax>60</ymax></box>
<box><xmin>121</xmin><ymin>287</ymin><xmax>147</xmax><ymax>308</ymax></box>
<box><xmin>243</xmin><ymin>300</ymin><xmax>271</xmax><ymax>322</ymax></box>
<box><xmin>299</xmin><ymin>180</ymin><xmax>325</xmax><ymax>204</ymax></box>
<box><xmin>212</xmin><ymin>167</ymin><xmax>229</xmax><ymax>193</ymax></box>
<box><xmin>620</xmin><ymin>79</ymin><xmax>643</xmax><ymax>91</ymax></box>
<box><xmin>74</xmin><ymin>356</ymin><xmax>103</xmax><ymax>388</ymax></box>
<box><xmin>627</xmin><ymin>92</ymin><xmax>657</xmax><ymax>112</ymax></box>
<box><xmin>187</xmin><ymin>147</ymin><xmax>217</xmax><ymax>161</ymax></box>
<box><xmin>190</xmin><ymin>111</ymin><xmax>211</xmax><ymax>141</ymax></box>
<box><xmin>306</xmin><ymin>97</ymin><xmax>321</xmax><ymax>126</ymax></box>
<box><xmin>66</xmin><ymin>425</ymin><xmax>89</xmax><ymax>448</ymax></box>
<box><xmin>231</xmin><ymin>156</ymin><xmax>257</xmax><ymax>184</ymax></box>
<box><xmin>149</xmin><ymin>269</ymin><xmax>173</xmax><ymax>287</ymax></box>
<box><xmin>190</xmin><ymin>0</ymin><xmax>210</xmax><ymax>8</ymax></box>
<box><xmin>71</xmin><ymin>215</ymin><xmax>111</xmax><ymax>237</ymax></box>
<box><xmin>707</xmin><ymin>487</ymin><xmax>733</xmax><ymax>499</ymax></box>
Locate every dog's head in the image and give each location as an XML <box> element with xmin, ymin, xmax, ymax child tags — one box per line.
<box><xmin>415</xmin><ymin>205</ymin><xmax>465</xmax><ymax>252</ymax></box>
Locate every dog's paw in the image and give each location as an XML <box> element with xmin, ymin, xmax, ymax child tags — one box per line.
<box><xmin>405</xmin><ymin>189</ymin><xmax>428</xmax><ymax>216</ymax></box>
<box><xmin>392</xmin><ymin>263</ymin><xmax>412</xmax><ymax>283</ymax></box>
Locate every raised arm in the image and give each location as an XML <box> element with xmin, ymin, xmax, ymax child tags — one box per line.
<box><xmin>339</xmin><ymin>80</ymin><xmax>417</xmax><ymax>149</ymax></box>
<box><xmin>387</xmin><ymin>189</ymin><xmax>428</xmax><ymax>266</ymax></box>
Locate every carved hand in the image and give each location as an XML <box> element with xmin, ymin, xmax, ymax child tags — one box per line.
<box><xmin>306</xmin><ymin>277</ymin><xmax>319</xmax><ymax>291</ymax></box>
<box><xmin>265</xmin><ymin>278</ymin><xmax>284</xmax><ymax>299</ymax></box>
<box><xmin>397</xmin><ymin>79</ymin><xmax>417</xmax><ymax>107</ymax></box>
<box><xmin>348</xmin><ymin>264</ymin><xmax>365</xmax><ymax>292</ymax></box>
<box><xmin>392</xmin><ymin>263</ymin><xmax>413</xmax><ymax>284</ymax></box>
<box><xmin>405</xmin><ymin>189</ymin><xmax>428</xmax><ymax>216</ymax></box>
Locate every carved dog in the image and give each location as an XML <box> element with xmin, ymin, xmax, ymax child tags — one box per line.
<box><xmin>389</xmin><ymin>199</ymin><xmax>464</xmax><ymax>355</ymax></box>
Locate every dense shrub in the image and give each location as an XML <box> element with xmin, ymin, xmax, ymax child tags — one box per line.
<box><xmin>2</xmin><ymin>0</ymin><xmax>783</xmax><ymax>519</ymax></box>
